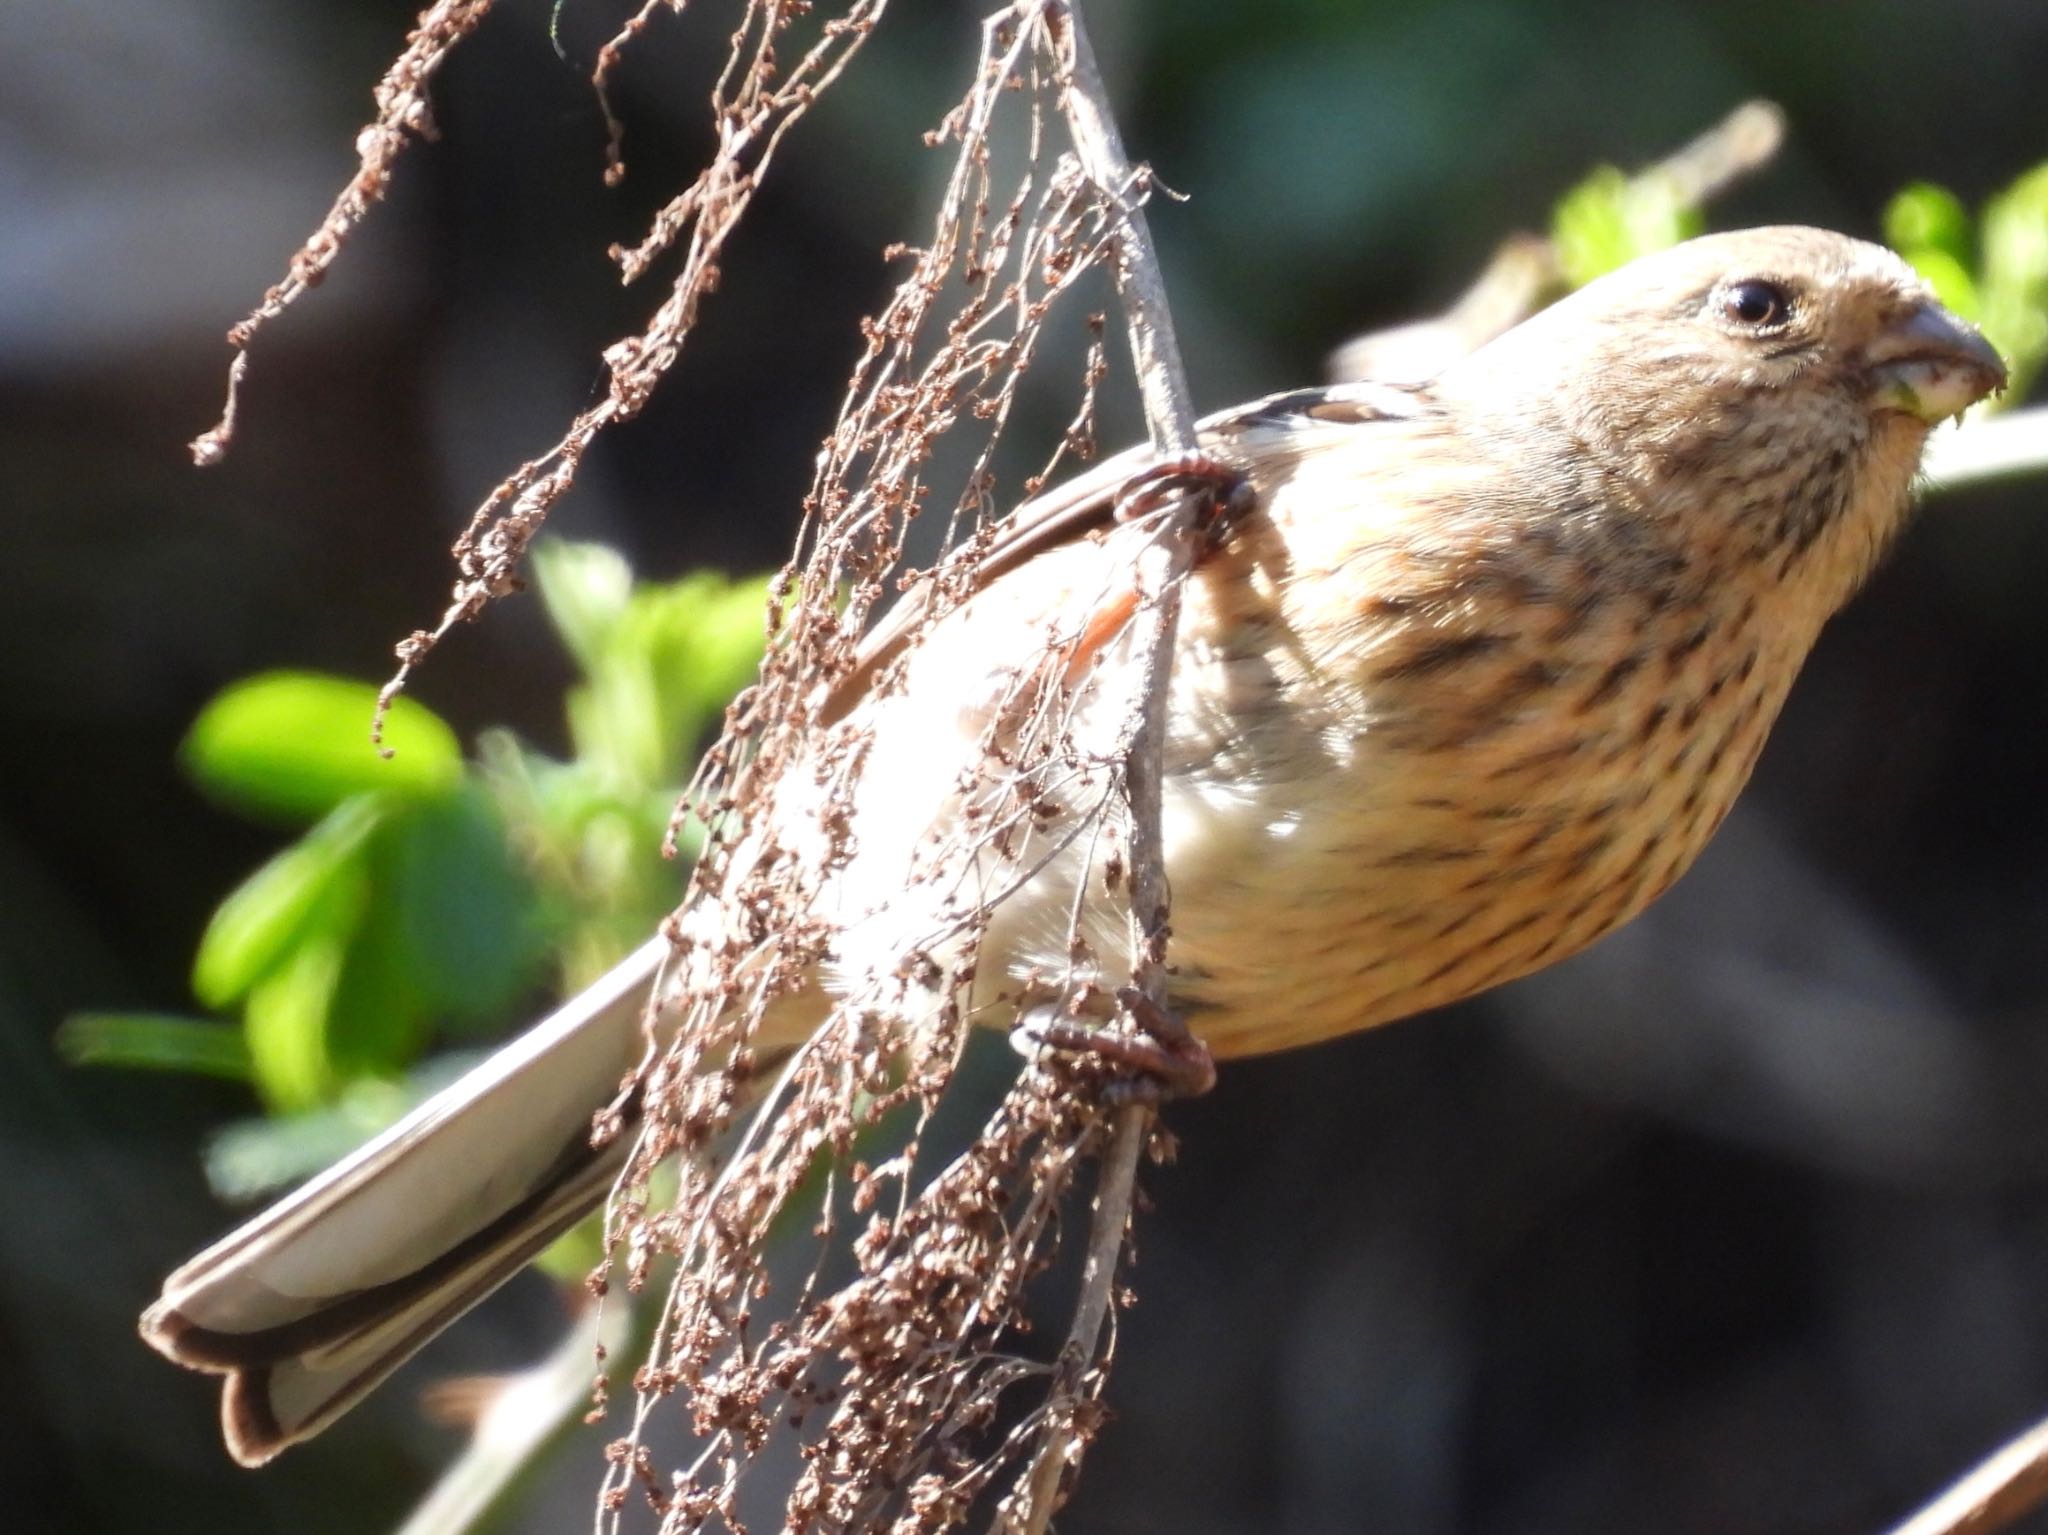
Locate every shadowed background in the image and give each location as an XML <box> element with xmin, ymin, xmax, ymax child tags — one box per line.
<box><xmin>6</xmin><ymin>1</ymin><xmax>2048</xmax><ymax>1531</ymax></box>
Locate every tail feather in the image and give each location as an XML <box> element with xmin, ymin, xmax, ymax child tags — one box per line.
<box><xmin>216</xmin><ymin>1150</ymin><xmax>622</xmax><ymax>1464</ymax></box>
<box><xmin>141</xmin><ymin>938</ymin><xmax>670</xmax><ymax>1465</ymax></box>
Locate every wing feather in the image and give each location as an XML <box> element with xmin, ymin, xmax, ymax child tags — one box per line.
<box><xmin>823</xmin><ymin>380</ymin><xmax>1428</xmax><ymax>721</ymax></box>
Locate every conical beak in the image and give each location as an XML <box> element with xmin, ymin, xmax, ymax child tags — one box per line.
<box><xmin>1869</xmin><ymin>300</ymin><xmax>2007</xmax><ymax>423</ymax></box>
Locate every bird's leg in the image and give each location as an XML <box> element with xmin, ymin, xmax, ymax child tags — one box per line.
<box><xmin>1025</xmin><ymin>986</ymin><xmax>1217</xmax><ymax>1103</ymax></box>
<box><xmin>1028</xmin><ymin>453</ymin><xmax>1246</xmax><ymax>1104</ymax></box>
<box><xmin>1111</xmin><ymin>452</ymin><xmax>1256</xmax><ymax>552</ymax></box>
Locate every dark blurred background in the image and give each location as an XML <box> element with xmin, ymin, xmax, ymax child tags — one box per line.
<box><xmin>7</xmin><ymin>1</ymin><xmax>2048</xmax><ymax>1531</ymax></box>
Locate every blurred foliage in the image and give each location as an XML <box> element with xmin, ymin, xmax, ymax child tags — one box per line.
<box><xmin>1551</xmin><ymin>163</ymin><xmax>1705</xmax><ymax>288</ymax></box>
<box><xmin>184</xmin><ymin>673</ymin><xmax>464</xmax><ymax>822</ymax></box>
<box><xmin>1886</xmin><ymin>164</ymin><xmax>2048</xmax><ymax>401</ymax></box>
<box><xmin>60</xmin><ymin>543</ymin><xmax>769</xmax><ymax>1200</ymax></box>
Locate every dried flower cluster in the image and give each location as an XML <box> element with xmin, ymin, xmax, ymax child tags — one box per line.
<box><xmin>188</xmin><ymin>0</ymin><xmax>499</xmax><ymax>468</ymax></box>
<box><xmin>588</xmin><ymin>8</ymin><xmax>1167</xmax><ymax>1533</ymax></box>
<box><xmin>373</xmin><ymin>0</ymin><xmax>889</xmax><ymax>745</ymax></box>
<box><xmin>192</xmin><ymin>0</ymin><xmax>1180</xmax><ymax>1524</ymax></box>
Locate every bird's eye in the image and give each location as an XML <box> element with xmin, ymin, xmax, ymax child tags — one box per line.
<box><xmin>1718</xmin><ymin>278</ymin><xmax>1791</xmax><ymax>329</ymax></box>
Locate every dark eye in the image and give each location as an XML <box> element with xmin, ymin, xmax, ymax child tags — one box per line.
<box><xmin>1719</xmin><ymin>278</ymin><xmax>1791</xmax><ymax>329</ymax></box>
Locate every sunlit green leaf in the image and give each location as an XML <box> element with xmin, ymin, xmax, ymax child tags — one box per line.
<box><xmin>1979</xmin><ymin>163</ymin><xmax>2048</xmax><ymax>398</ymax></box>
<box><xmin>473</xmin><ymin>730</ymin><xmax>682</xmax><ymax>989</ymax></box>
<box><xmin>184</xmin><ymin>672</ymin><xmax>462</xmax><ymax>822</ymax></box>
<box><xmin>665</xmin><ymin>572</ymin><xmax>771</xmax><ymax>729</ymax></box>
<box><xmin>1885</xmin><ymin>182</ymin><xmax>1974</xmax><ymax>268</ymax></box>
<box><xmin>649</xmin><ymin>574</ymin><xmax>765</xmax><ymax>750</ymax></box>
<box><xmin>1905</xmin><ymin>248</ymin><xmax>1981</xmax><ymax>320</ymax></box>
<box><xmin>562</xmin><ymin>568</ymin><xmax>769</xmax><ymax>794</ymax></box>
<box><xmin>533</xmin><ymin>540</ymin><xmax>635</xmax><ymax>673</ymax></box>
<box><xmin>376</xmin><ymin>785</ymin><xmax>546</xmax><ymax>1031</ymax></box>
<box><xmin>1982</xmin><ymin>164</ymin><xmax>2048</xmax><ymax>283</ymax></box>
<box><xmin>570</xmin><ymin>646</ymin><xmax>668</xmax><ymax>792</ymax></box>
<box><xmin>191</xmin><ymin>796</ymin><xmax>384</xmax><ymax>1009</ymax></box>
<box><xmin>55</xmin><ymin>1013</ymin><xmax>253</xmax><ymax>1080</ymax></box>
<box><xmin>243</xmin><ymin>897</ymin><xmax>363</xmax><ymax>1112</ymax></box>
<box><xmin>1551</xmin><ymin>164</ymin><xmax>1700</xmax><ymax>288</ymax></box>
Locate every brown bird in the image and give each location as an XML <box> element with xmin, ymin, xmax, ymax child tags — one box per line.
<box><xmin>143</xmin><ymin>226</ymin><xmax>2006</xmax><ymax>1464</ymax></box>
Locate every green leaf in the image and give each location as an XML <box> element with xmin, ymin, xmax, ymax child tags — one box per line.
<box><xmin>628</xmin><ymin>571</ymin><xmax>769</xmax><ymax>766</ymax></box>
<box><xmin>1551</xmin><ymin>164</ymin><xmax>1700</xmax><ymax>289</ymax></box>
<box><xmin>1905</xmin><ymin>248</ymin><xmax>1982</xmax><ymax>320</ymax></box>
<box><xmin>191</xmin><ymin>796</ymin><xmax>384</xmax><ymax>1009</ymax></box>
<box><xmin>1885</xmin><ymin>182</ymin><xmax>1982</xmax><ymax>321</ymax></box>
<box><xmin>56</xmin><ymin>1013</ymin><xmax>253</xmax><ymax>1080</ymax></box>
<box><xmin>202</xmin><ymin>1054</ymin><xmax>486</xmax><ymax>1200</ymax></box>
<box><xmin>569</xmin><ymin>644</ymin><xmax>668</xmax><ymax>791</ymax></box>
<box><xmin>324</xmin><ymin>910</ymin><xmax>430</xmax><ymax>1080</ymax></box>
<box><xmin>532</xmin><ymin>540</ymin><xmax>635</xmax><ymax>673</ymax></box>
<box><xmin>243</xmin><ymin>900</ymin><xmax>363</xmax><ymax>1112</ymax></box>
<box><xmin>374</xmin><ymin>785</ymin><xmax>546</xmax><ymax>1031</ymax></box>
<box><xmin>666</xmin><ymin>573</ymin><xmax>771</xmax><ymax>728</ymax></box>
<box><xmin>1979</xmin><ymin>163</ymin><xmax>2048</xmax><ymax>398</ymax></box>
<box><xmin>1982</xmin><ymin>164</ymin><xmax>2048</xmax><ymax>287</ymax></box>
<box><xmin>1885</xmin><ymin>182</ymin><xmax>1974</xmax><ymax>268</ymax></box>
<box><xmin>184</xmin><ymin>672</ymin><xmax>462</xmax><ymax>822</ymax></box>
<box><xmin>565</xmin><ymin>568</ymin><xmax>769</xmax><ymax>793</ymax></box>
<box><xmin>536</xmin><ymin>1214</ymin><xmax>610</xmax><ymax>1282</ymax></box>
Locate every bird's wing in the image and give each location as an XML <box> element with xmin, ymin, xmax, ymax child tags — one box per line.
<box><xmin>822</xmin><ymin>380</ymin><xmax>1430</xmax><ymax>722</ymax></box>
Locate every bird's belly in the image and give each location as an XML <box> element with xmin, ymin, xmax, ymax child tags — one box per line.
<box><xmin>1148</xmin><ymin>674</ymin><xmax>1786</xmax><ymax>1058</ymax></box>
<box><xmin>819</xmin><ymin>528</ymin><xmax>1797</xmax><ymax>1063</ymax></box>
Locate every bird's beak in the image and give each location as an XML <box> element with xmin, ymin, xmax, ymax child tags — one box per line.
<box><xmin>1867</xmin><ymin>300</ymin><xmax>2007</xmax><ymax>423</ymax></box>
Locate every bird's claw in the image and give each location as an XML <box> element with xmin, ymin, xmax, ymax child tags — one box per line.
<box><xmin>1112</xmin><ymin>452</ymin><xmax>1256</xmax><ymax>550</ymax></box>
<box><xmin>1022</xmin><ymin>985</ymin><xmax>1217</xmax><ymax>1104</ymax></box>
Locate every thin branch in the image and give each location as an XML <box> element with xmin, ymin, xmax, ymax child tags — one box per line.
<box><xmin>1010</xmin><ymin>3</ymin><xmax>1202</xmax><ymax>1530</ymax></box>
<box><xmin>392</xmin><ymin>1296</ymin><xmax>631</xmax><ymax>1535</ymax></box>
<box><xmin>1042</xmin><ymin>17</ymin><xmax>1199</xmax><ymax>454</ymax></box>
<box><xmin>366</xmin><ymin>2</ymin><xmax>886</xmax><ymax>751</ymax></box>
<box><xmin>1923</xmin><ymin>405</ymin><xmax>2048</xmax><ymax>490</ymax></box>
<box><xmin>1326</xmin><ymin>98</ymin><xmax>1786</xmax><ymax>386</ymax></box>
<box><xmin>1881</xmin><ymin>1413</ymin><xmax>2048</xmax><ymax>1535</ymax></box>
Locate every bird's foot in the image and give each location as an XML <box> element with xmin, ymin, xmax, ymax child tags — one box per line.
<box><xmin>1024</xmin><ymin>985</ymin><xmax>1217</xmax><ymax>1104</ymax></box>
<box><xmin>1112</xmin><ymin>452</ymin><xmax>1256</xmax><ymax>550</ymax></box>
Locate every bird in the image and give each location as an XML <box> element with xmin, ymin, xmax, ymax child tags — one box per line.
<box><xmin>142</xmin><ymin>226</ymin><xmax>2006</xmax><ymax>1465</ymax></box>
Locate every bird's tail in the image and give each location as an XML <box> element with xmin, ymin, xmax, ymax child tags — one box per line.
<box><xmin>141</xmin><ymin>937</ymin><xmax>687</xmax><ymax>1466</ymax></box>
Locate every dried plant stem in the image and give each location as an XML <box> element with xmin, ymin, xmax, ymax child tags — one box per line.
<box><xmin>1011</xmin><ymin>3</ymin><xmax>1202</xmax><ymax>1530</ymax></box>
<box><xmin>373</xmin><ymin>0</ymin><xmax>885</xmax><ymax>744</ymax></box>
<box><xmin>190</xmin><ymin>0</ymin><xmax>498</xmax><ymax>466</ymax></box>
<box><xmin>597</xmin><ymin>13</ymin><xmax>1168</xmax><ymax>1527</ymax></box>
<box><xmin>1041</xmin><ymin>11</ymin><xmax>1198</xmax><ymax>453</ymax></box>
<box><xmin>1882</xmin><ymin>1415</ymin><xmax>2048</xmax><ymax>1535</ymax></box>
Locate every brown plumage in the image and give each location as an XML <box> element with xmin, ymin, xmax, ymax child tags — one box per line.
<box><xmin>143</xmin><ymin>227</ymin><xmax>2005</xmax><ymax>1463</ymax></box>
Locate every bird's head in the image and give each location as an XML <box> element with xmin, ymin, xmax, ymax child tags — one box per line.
<box><xmin>1439</xmin><ymin>226</ymin><xmax>2007</xmax><ymax>613</ymax></box>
